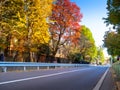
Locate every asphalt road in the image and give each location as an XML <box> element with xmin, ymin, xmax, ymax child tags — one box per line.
<box><xmin>0</xmin><ymin>66</ymin><xmax>110</xmax><ymax>90</ymax></box>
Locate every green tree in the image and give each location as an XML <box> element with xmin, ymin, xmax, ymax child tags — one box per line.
<box><xmin>96</xmin><ymin>47</ymin><xmax>105</xmax><ymax>64</ymax></box>
<box><xmin>103</xmin><ymin>0</ymin><xmax>120</xmax><ymax>60</ymax></box>
<box><xmin>66</xmin><ymin>46</ymin><xmax>81</xmax><ymax>63</ymax></box>
<box><xmin>104</xmin><ymin>0</ymin><xmax>120</xmax><ymax>33</ymax></box>
<box><xmin>66</xmin><ymin>25</ymin><xmax>97</xmax><ymax>63</ymax></box>
<box><xmin>103</xmin><ymin>30</ymin><xmax>120</xmax><ymax>56</ymax></box>
<box><xmin>79</xmin><ymin>25</ymin><xmax>97</xmax><ymax>62</ymax></box>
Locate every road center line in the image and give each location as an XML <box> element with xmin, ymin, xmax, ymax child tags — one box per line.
<box><xmin>0</xmin><ymin>68</ymin><xmax>88</xmax><ymax>85</ymax></box>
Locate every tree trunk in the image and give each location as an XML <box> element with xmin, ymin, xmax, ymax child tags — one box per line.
<box><xmin>4</xmin><ymin>34</ymin><xmax>11</xmax><ymax>58</ymax></box>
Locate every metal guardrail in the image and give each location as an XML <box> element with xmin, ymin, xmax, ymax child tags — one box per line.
<box><xmin>0</xmin><ymin>62</ymin><xmax>90</xmax><ymax>72</ymax></box>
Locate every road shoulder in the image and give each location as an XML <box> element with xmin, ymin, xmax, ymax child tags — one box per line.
<box><xmin>111</xmin><ymin>68</ymin><xmax>120</xmax><ymax>90</ymax></box>
<box><xmin>100</xmin><ymin>68</ymin><xmax>117</xmax><ymax>90</ymax></box>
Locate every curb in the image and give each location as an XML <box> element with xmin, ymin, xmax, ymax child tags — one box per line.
<box><xmin>93</xmin><ymin>68</ymin><xmax>109</xmax><ymax>90</ymax></box>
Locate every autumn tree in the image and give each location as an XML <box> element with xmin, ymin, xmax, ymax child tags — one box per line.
<box><xmin>0</xmin><ymin>0</ymin><xmax>26</xmax><ymax>60</ymax></box>
<box><xmin>49</xmin><ymin>0</ymin><xmax>82</xmax><ymax>57</ymax></box>
<box><xmin>24</xmin><ymin>0</ymin><xmax>53</xmax><ymax>62</ymax></box>
<box><xmin>0</xmin><ymin>0</ymin><xmax>53</xmax><ymax>62</ymax></box>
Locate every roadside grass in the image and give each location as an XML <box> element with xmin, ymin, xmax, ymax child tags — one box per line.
<box><xmin>112</xmin><ymin>62</ymin><xmax>120</xmax><ymax>90</ymax></box>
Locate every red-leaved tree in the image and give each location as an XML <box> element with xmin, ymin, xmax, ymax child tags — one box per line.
<box><xmin>49</xmin><ymin>0</ymin><xmax>83</xmax><ymax>56</ymax></box>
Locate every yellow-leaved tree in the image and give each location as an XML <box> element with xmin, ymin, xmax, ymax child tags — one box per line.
<box><xmin>0</xmin><ymin>0</ymin><xmax>53</xmax><ymax>62</ymax></box>
<box><xmin>0</xmin><ymin>0</ymin><xmax>27</xmax><ymax>62</ymax></box>
<box><xmin>24</xmin><ymin>0</ymin><xmax>53</xmax><ymax>62</ymax></box>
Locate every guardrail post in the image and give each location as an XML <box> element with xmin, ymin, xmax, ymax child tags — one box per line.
<box><xmin>2</xmin><ymin>67</ymin><xmax>7</xmax><ymax>72</ymax></box>
<box><xmin>47</xmin><ymin>66</ymin><xmax>49</xmax><ymax>70</ymax></box>
<box><xmin>24</xmin><ymin>66</ymin><xmax>26</xmax><ymax>71</ymax></box>
<box><xmin>37</xmin><ymin>66</ymin><xmax>39</xmax><ymax>70</ymax></box>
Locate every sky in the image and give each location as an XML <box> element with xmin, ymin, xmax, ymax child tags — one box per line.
<box><xmin>71</xmin><ymin>0</ymin><xmax>109</xmax><ymax>57</ymax></box>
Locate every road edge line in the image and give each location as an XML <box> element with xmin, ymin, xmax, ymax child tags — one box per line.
<box><xmin>93</xmin><ymin>68</ymin><xmax>109</xmax><ymax>90</ymax></box>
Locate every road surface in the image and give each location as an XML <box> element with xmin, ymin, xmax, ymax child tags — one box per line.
<box><xmin>0</xmin><ymin>66</ymin><xmax>113</xmax><ymax>90</ymax></box>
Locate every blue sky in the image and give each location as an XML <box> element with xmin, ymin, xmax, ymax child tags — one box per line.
<box><xmin>71</xmin><ymin>0</ymin><xmax>109</xmax><ymax>56</ymax></box>
<box><xmin>71</xmin><ymin>0</ymin><xmax>108</xmax><ymax>46</ymax></box>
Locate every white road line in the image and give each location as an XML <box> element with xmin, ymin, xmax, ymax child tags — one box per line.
<box><xmin>93</xmin><ymin>68</ymin><xmax>109</xmax><ymax>90</ymax></box>
<box><xmin>0</xmin><ymin>68</ymin><xmax>88</xmax><ymax>85</ymax></box>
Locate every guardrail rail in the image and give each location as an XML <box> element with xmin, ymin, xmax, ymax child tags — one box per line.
<box><xmin>0</xmin><ymin>62</ymin><xmax>90</xmax><ymax>72</ymax></box>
